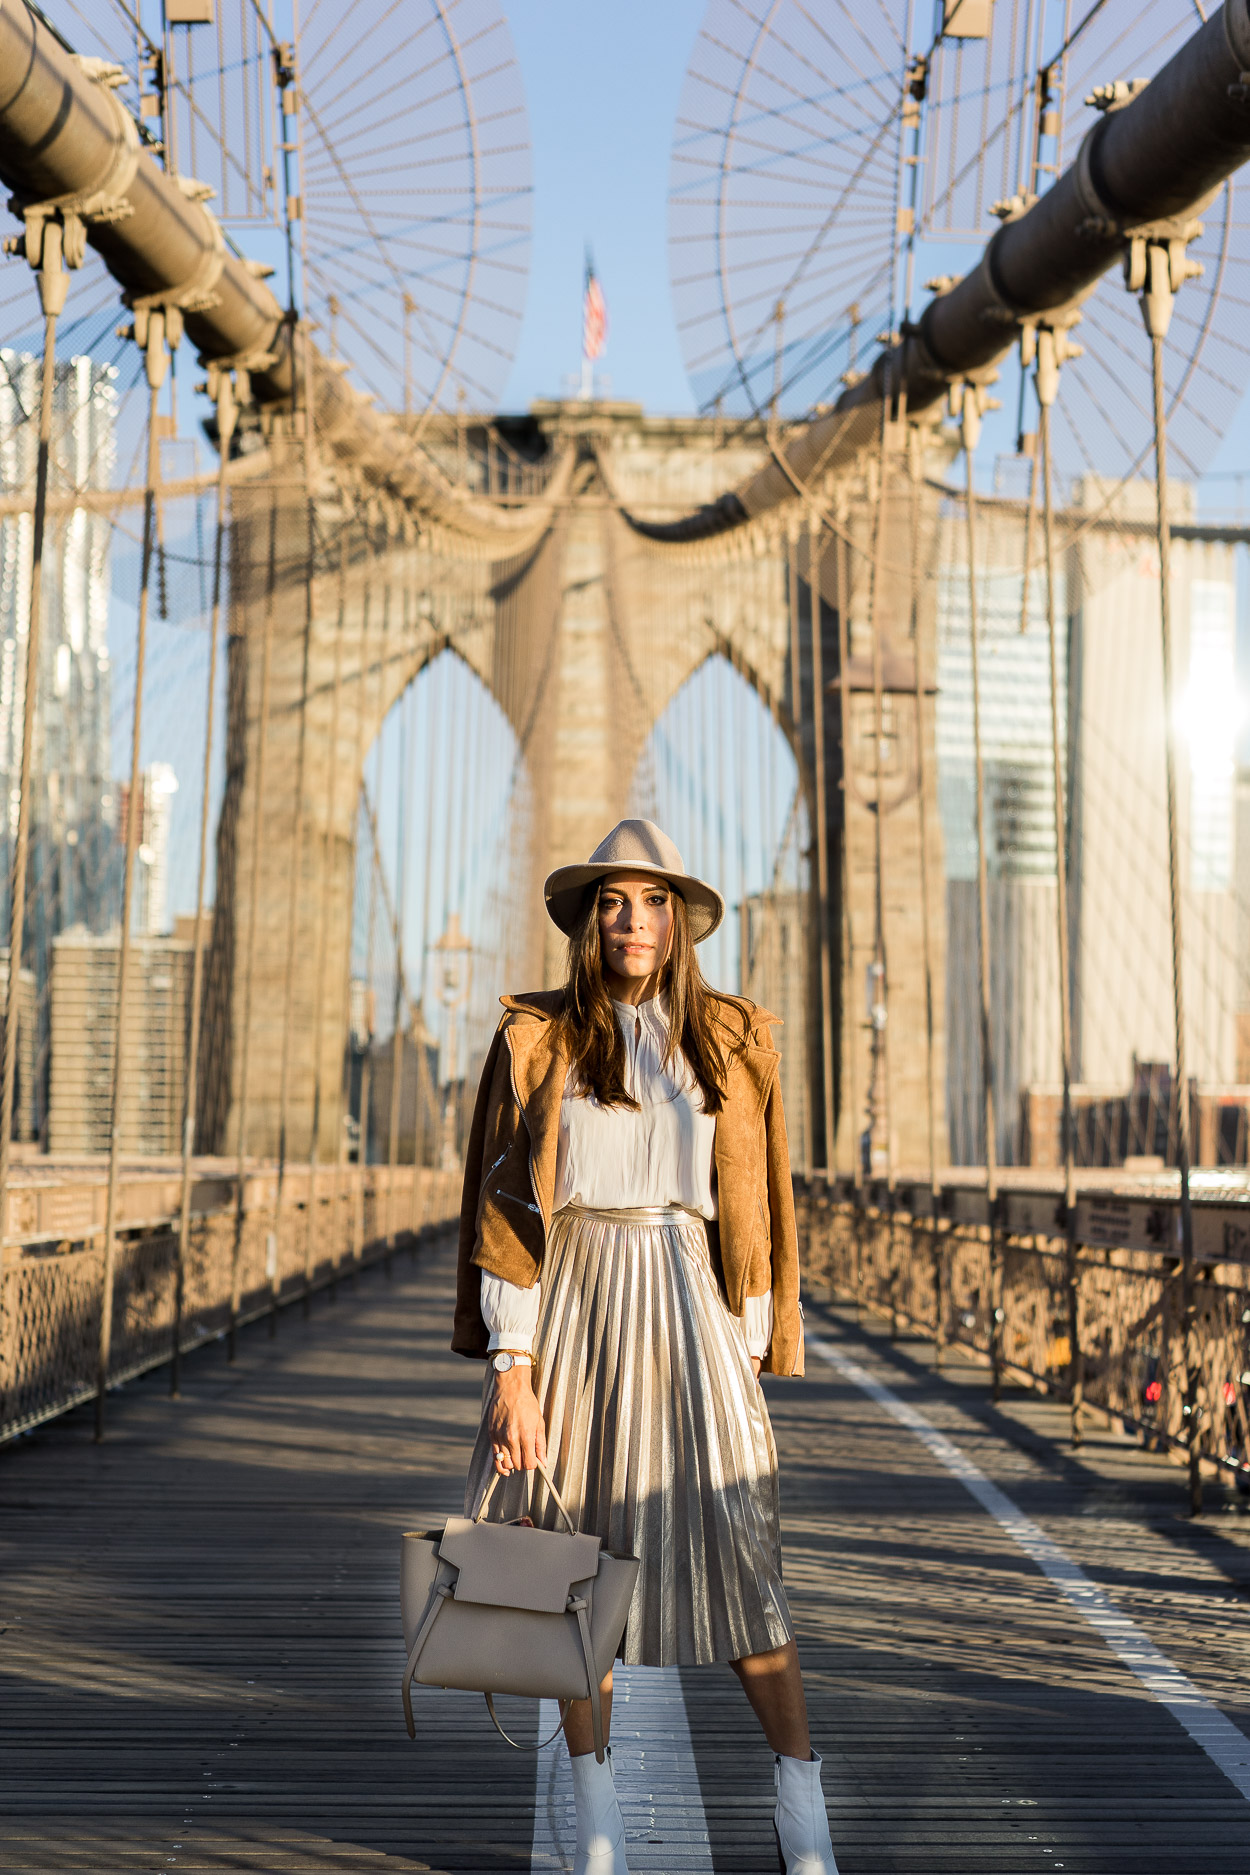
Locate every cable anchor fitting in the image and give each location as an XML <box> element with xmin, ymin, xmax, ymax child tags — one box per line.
<box><xmin>1020</xmin><ymin>320</ymin><xmax>1084</xmax><ymax>409</ymax></box>
<box><xmin>1125</xmin><ymin>229</ymin><xmax>1203</xmax><ymax>341</ymax></box>
<box><xmin>950</xmin><ymin>378</ymin><xmax>999</xmax><ymax>453</ymax></box>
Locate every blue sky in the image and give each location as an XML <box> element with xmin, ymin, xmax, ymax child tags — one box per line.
<box><xmin>495</xmin><ymin>4</ymin><xmax>1250</xmax><ymax>500</ymax></box>
<box><xmin>498</xmin><ymin>1</ymin><xmax>705</xmax><ymax>414</ymax></box>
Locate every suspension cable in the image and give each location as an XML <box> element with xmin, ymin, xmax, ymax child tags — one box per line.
<box><xmin>385</xmin><ymin>666</ymin><xmax>414</xmax><ymax>1255</ymax></box>
<box><xmin>833</xmin><ymin>512</ymin><xmax>862</xmax><ymax>1196</ymax></box>
<box><xmin>906</xmin><ymin>428</ymin><xmax>944</xmax><ymax>1355</ymax></box>
<box><xmin>303</xmin><ymin>514</ymin><xmax>350</xmax><ymax>1305</ymax></box>
<box><xmin>0</xmin><ymin>224</ymin><xmax>69</xmax><ymax>1265</ymax></box>
<box><xmin>807</xmin><ymin>511</ymin><xmax>837</xmax><ymax>1177</ymax></box>
<box><xmin>270</xmin><ymin>465</ymin><xmax>319</xmax><ymax>1329</ymax></box>
<box><xmin>229</xmin><ymin>491</ymin><xmax>279</xmax><ymax>1362</ymax></box>
<box><xmin>172</xmin><ymin>371</ymin><xmax>236</xmax><ymax>1396</ymax></box>
<box><xmin>1037</xmin><ymin>372</ymin><xmax>1084</xmax><ymax>1448</ymax></box>
<box><xmin>865</xmin><ymin>425</ymin><xmax>895</xmax><ymax>1193</ymax></box>
<box><xmin>97</xmin><ymin>348</ymin><xmax>165</xmax><ymax>1442</ymax></box>
<box><xmin>961</xmin><ymin>388</ymin><xmax>1002</xmax><ymax>1398</ymax></box>
<box><xmin>332</xmin><ymin>512</ymin><xmax>374</xmax><ymax>1278</ymax></box>
<box><xmin>356</xmin><ymin>536</ymin><xmax>391</xmax><ymax>1261</ymax></box>
<box><xmin>1141</xmin><ymin>246</ymin><xmax>1201</xmax><ymax>1515</ymax></box>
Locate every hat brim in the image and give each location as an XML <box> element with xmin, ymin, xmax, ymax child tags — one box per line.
<box><xmin>544</xmin><ymin>860</ymin><xmax>725</xmax><ymax>943</ymax></box>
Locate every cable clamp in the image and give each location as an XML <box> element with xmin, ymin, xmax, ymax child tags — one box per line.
<box><xmin>1084</xmin><ymin>78</ymin><xmax>1149</xmax><ymax>114</ymax></box>
<box><xmin>5</xmin><ymin>62</ymin><xmax>142</xmax><ymax>257</ymax></box>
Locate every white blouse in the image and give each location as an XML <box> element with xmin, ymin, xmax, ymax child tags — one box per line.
<box><xmin>481</xmin><ymin>994</ymin><xmax>774</xmax><ymax>1359</ymax></box>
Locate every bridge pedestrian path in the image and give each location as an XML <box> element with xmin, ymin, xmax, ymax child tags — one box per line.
<box><xmin>2</xmin><ymin>1236</ymin><xmax>1249</xmax><ymax>1874</ymax></box>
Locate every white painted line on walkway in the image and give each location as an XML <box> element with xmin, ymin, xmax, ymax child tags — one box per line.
<box><xmin>530</xmin><ymin>1697</ymin><xmax>572</xmax><ymax>1872</ymax></box>
<box><xmin>531</xmin><ymin>1665</ymin><xmax>715</xmax><ymax>1872</ymax></box>
<box><xmin>808</xmin><ymin>1332</ymin><xmax>1250</xmax><ymax>1803</ymax></box>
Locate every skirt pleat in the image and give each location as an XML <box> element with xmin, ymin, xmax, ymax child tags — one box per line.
<box><xmin>463</xmin><ymin>1206</ymin><xmax>794</xmax><ymax>1668</ymax></box>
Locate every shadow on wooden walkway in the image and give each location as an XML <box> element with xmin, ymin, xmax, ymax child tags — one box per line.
<box><xmin>2</xmin><ymin>1235</ymin><xmax>1249</xmax><ymax>1873</ymax></box>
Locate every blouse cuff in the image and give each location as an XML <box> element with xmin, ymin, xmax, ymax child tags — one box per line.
<box><xmin>480</xmin><ymin>1269</ymin><xmax>541</xmax><ymax>1354</ymax></box>
<box><xmin>743</xmin><ymin>1290</ymin><xmax>773</xmax><ymax>1360</ymax></box>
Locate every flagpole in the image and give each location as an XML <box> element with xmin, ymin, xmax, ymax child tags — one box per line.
<box><xmin>581</xmin><ymin>247</ymin><xmax>606</xmax><ymax>404</ymax></box>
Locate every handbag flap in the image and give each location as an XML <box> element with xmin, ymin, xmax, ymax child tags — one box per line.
<box><xmin>439</xmin><ymin>1516</ymin><xmax>601</xmax><ymax>1614</ymax></box>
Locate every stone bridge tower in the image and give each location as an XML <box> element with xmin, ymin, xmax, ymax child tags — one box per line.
<box><xmin>199</xmin><ymin>404</ymin><xmax>947</xmax><ymax>1176</ymax></box>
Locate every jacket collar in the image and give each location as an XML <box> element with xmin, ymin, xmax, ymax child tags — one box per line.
<box><xmin>499</xmin><ymin>988</ymin><xmax>565</xmax><ymax>1022</ymax></box>
<box><xmin>500</xmin><ymin>987</ymin><xmax>779</xmax><ymax>1126</ymax></box>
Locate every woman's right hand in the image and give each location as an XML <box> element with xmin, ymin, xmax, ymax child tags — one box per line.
<box><xmin>487</xmin><ymin>1367</ymin><xmax>547</xmax><ymax>1476</ymax></box>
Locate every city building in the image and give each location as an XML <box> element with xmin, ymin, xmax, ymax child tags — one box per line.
<box><xmin>937</xmin><ymin>477</ymin><xmax>1241</xmax><ymax>1165</ymax></box>
<box><xmin>937</xmin><ymin>499</ymin><xmax>1064</xmax><ymax>1164</ymax></box>
<box><xmin>122</xmin><ymin>761</ymin><xmax>179</xmax><ymax>936</ymax></box>
<box><xmin>47</xmin><ymin>926</ymin><xmax>193</xmax><ymax>1156</ymax></box>
<box><xmin>0</xmin><ymin>947</ymin><xmax>39</xmax><ymax>1145</ymax></box>
<box><xmin>0</xmin><ymin>350</ymin><xmax>120</xmax><ymax>1141</ymax></box>
<box><xmin>0</xmin><ymin>350</ymin><xmax>119</xmax><ymax>933</ymax></box>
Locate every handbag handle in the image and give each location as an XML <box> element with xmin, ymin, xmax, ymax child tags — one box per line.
<box><xmin>474</xmin><ymin>1455</ymin><xmax>578</xmax><ymax>1536</ymax></box>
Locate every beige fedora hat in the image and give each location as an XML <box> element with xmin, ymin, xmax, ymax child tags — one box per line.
<box><xmin>544</xmin><ymin>819</ymin><xmax>725</xmax><ymax>942</ymax></box>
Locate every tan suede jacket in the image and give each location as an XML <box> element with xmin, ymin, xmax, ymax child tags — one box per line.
<box><xmin>451</xmin><ymin>988</ymin><xmax>804</xmax><ymax>1376</ymax></box>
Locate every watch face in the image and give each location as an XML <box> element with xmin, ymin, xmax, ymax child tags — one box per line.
<box><xmin>493</xmin><ymin>1352</ymin><xmax>513</xmax><ymax>1372</ymax></box>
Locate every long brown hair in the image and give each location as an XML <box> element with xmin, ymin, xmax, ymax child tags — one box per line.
<box><xmin>557</xmin><ymin>879</ymin><xmax>730</xmax><ymax>1112</ymax></box>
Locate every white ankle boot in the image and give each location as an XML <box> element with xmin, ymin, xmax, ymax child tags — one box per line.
<box><xmin>774</xmin><ymin>1751</ymin><xmax>839</xmax><ymax>1875</ymax></box>
<box><xmin>570</xmin><ymin>1745</ymin><xmax>628</xmax><ymax>1875</ymax></box>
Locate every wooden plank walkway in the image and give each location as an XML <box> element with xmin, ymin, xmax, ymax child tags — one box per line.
<box><xmin>2</xmin><ymin>1235</ymin><xmax>1249</xmax><ymax>1873</ymax></box>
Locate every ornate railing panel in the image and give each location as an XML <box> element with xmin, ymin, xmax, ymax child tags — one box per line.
<box><xmin>0</xmin><ymin>1164</ymin><xmax>460</xmax><ymax>1443</ymax></box>
<box><xmin>794</xmin><ymin>1176</ymin><xmax>1250</xmax><ymax>1486</ymax></box>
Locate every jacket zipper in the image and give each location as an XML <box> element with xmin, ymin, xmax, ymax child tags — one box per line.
<box><xmin>757</xmin><ymin>1192</ymin><xmax>801</xmax><ymax>1375</ymax></box>
<box><xmin>505</xmin><ymin>1027</ymin><xmax>548</xmax><ymax>1232</ymax></box>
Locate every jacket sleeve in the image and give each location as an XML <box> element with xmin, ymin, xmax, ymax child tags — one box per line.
<box><xmin>451</xmin><ymin>1023</ymin><xmax>513</xmax><ymax>1358</ymax></box>
<box><xmin>760</xmin><ymin>1067</ymin><xmax>804</xmax><ymax>1377</ymax></box>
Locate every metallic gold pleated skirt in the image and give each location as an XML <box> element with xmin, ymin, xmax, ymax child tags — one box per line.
<box><xmin>463</xmin><ymin>1203</ymin><xmax>794</xmax><ymax>1668</ymax></box>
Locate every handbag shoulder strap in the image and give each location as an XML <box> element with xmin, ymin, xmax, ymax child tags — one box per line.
<box><xmin>402</xmin><ymin>1582</ymin><xmax>454</xmax><ymax>1739</ymax></box>
<box><xmin>568</xmin><ymin>1592</ymin><xmax>607</xmax><ymax>1762</ymax></box>
<box><xmin>484</xmin><ymin>1694</ymin><xmax>568</xmax><ymax>1752</ymax></box>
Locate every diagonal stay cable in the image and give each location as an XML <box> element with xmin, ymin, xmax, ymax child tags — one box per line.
<box><xmin>298</xmin><ymin>89</ymin><xmax>446</xmax><ymax>373</ymax></box>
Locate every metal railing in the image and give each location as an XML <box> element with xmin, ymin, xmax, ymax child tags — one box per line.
<box><xmin>794</xmin><ymin>1174</ymin><xmax>1250</xmax><ymax>1491</ymax></box>
<box><xmin>0</xmin><ymin>1161</ymin><xmax>460</xmax><ymax>1443</ymax></box>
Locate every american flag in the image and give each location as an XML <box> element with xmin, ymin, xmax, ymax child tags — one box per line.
<box><xmin>583</xmin><ymin>255</ymin><xmax>607</xmax><ymax>362</ymax></box>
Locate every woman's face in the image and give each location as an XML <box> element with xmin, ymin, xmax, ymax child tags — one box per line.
<box><xmin>597</xmin><ymin>874</ymin><xmax>675</xmax><ymax>986</ymax></box>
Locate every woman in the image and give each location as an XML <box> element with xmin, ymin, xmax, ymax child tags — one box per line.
<box><xmin>453</xmin><ymin>819</ymin><xmax>838</xmax><ymax>1875</ymax></box>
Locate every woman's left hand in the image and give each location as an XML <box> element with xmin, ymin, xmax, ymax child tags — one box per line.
<box><xmin>750</xmin><ymin>1356</ymin><xmax>761</xmax><ymax>1379</ymax></box>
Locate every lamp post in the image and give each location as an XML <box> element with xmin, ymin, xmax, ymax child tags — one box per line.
<box><xmin>431</xmin><ymin>912</ymin><xmax>472</xmax><ymax>1170</ymax></box>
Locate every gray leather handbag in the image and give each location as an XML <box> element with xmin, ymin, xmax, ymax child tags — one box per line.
<box><xmin>401</xmin><ymin>1461</ymin><xmax>639</xmax><ymax>1763</ymax></box>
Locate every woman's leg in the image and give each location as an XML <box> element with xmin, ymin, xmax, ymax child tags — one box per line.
<box><xmin>735</xmin><ymin>1645</ymin><xmax>839</xmax><ymax>1871</ymax></box>
<box><xmin>562</xmin><ymin>1668</ymin><xmax>614</xmax><ymax>1757</ymax></box>
<box><xmin>729</xmin><ymin>1641</ymin><xmax>811</xmax><ymax>1759</ymax></box>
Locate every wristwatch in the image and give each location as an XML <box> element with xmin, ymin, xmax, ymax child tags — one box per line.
<box><xmin>491</xmin><ymin>1350</ymin><xmax>533</xmax><ymax>1374</ymax></box>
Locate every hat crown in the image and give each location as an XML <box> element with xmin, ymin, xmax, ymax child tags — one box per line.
<box><xmin>586</xmin><ymin>818</ymin><xmax>686</xmax><ymax>875</ymax></box>
<box><xmin>542</xmin><ymin>819</ymin><xmax>723</xmax><ymax>942</ymax></box>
